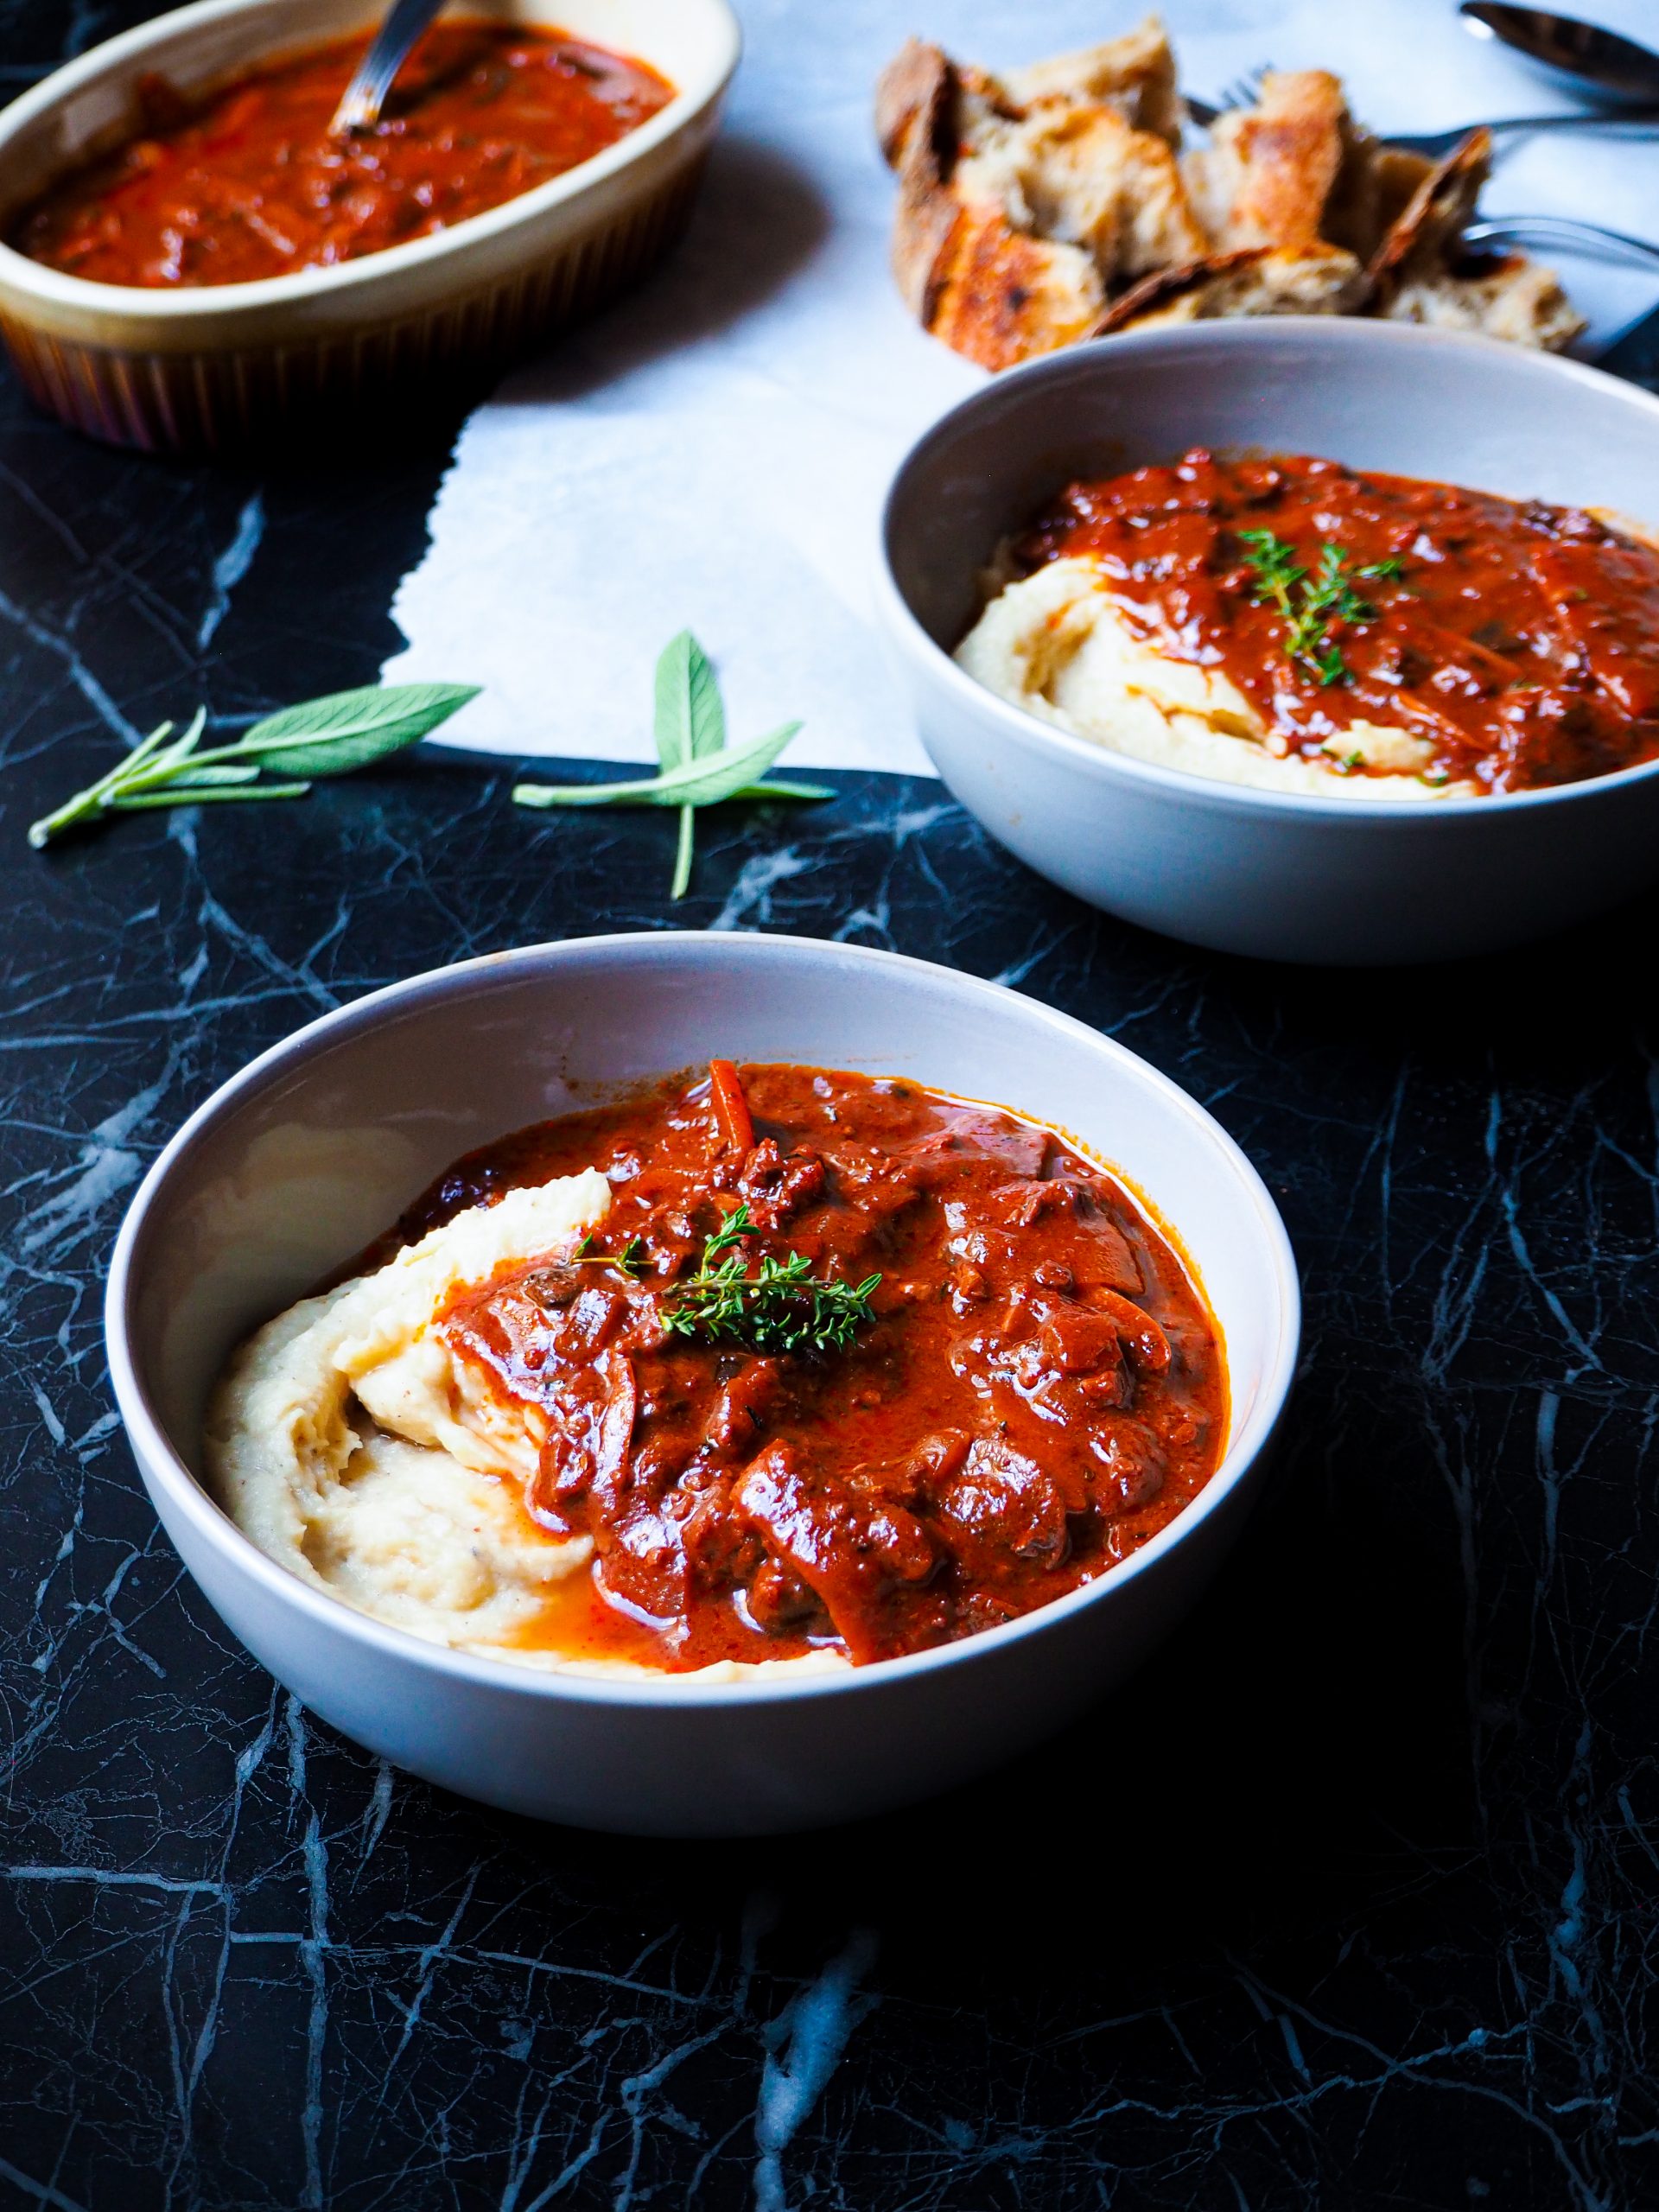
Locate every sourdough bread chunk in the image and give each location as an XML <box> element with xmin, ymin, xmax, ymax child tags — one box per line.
<box><xmin>876</xmin><ymin>17</ymin><xmax>1582</xmax><ymax>363</ymax></box>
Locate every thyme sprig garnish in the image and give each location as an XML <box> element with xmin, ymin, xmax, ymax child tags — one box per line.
<box><xmin>569</xmin><ymin>1233</ymin><xmax>648</xmax><ymax>1279</ymax></box>
<box><xmin>512</xmin><ymin>632</ymin><xmax>832</xmax><ymax>900</ymax></box>
<box><xmin>663</xmin><ymin>1202</ymin><xmax>881</xmax><ymax>1357</ymax></box>
<box><xmin>28</xmin><ymin>683</ymin><xmax>479</xmax><ymax>849</ymax></box>
<box><xmin>1237</xmin><ymin>530</ymin><xmax>1405</xmax><ymax>687</ymax></box>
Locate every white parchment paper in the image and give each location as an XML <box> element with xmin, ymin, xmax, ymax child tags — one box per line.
<box><xmin>385</xmin><ymin>0</ymin><xmax>1659</xmax><ymax>775</ymax></box>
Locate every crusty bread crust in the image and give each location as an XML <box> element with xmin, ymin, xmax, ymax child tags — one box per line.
<box><xmin>876</xmin><ymin>17</ymin><xmax>1584</xmax><ymax>367</ymax></box>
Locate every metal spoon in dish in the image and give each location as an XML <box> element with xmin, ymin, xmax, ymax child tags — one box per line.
<box><xmin>1459</xmin><ymin>3</ymin><xmax>1659</xmax><ymax>105</ymax></box>
<box><xmin>330</xmin><ymin>0</ymin><xmax>447</xmax><ymax>135</ymax></box>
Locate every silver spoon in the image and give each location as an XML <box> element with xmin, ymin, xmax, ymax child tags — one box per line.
<box><xmin>329</xmin><ymin>0</ymin><xmax>447</xmax><ymax>137</ymax></box>
<box><xmin>1459</xmin><ymin>3</ymin><xmax>1659</xmax><ymax>105</ymax></box>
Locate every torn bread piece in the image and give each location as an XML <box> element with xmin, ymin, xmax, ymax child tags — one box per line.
<box><xmin>1367</xmin><ymin>129</ymin><xmax>1586</xmax><ymax>348</ymax></box>
<box><xmin>1001</xmin><ymin>17</ymin><xmax>1184</xmax><ymax>144</ymax></box>
<box><xmin>875</xmin><ymin>17</ymin><xmax>1582</xmax><ymax>366</ymax></box>
<box><xmin>1182</xmin><ymin>69</ymin><xmax>1380</xmax><ymax>255</ymax></box>
<box><xmin>877</xmin><ymin>19</ymin><xmax>1206</xmax><ymax>369</ymax></box>
<box><xmin>1096</xmin><ymin>244</ymin><xmax>1367</xmax><ymax>334</ymax></box>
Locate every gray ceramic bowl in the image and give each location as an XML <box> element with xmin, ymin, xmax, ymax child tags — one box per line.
<box><xmin>875</xmin><ymin>318</ymin><xmax>1659</xmax><ymax>965</ymax></box>
<box><xmin>105</xmin><ymin>932</ymin><xmax>1299</xmax><ymax>1835</ymax></box>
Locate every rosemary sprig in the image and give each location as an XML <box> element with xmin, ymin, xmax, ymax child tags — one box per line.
<box><xmin>29</xmin><ymin>683</ymin><xmax>479</xmax><ymax>849</ymax></box>
<box><xmin>512</xmin><ymin>633</ymin><xmax>832</xmax><ymax>900</ymax></box>
<box><xmin>1237</xmin><ymin>531</ymin><xmax>1404</xmax><ymax>687</ymax></box>
<box><xmin>663</xmin><ymin>1202</ymin><xmax>881</xmax><ymax>1357</ymax></box>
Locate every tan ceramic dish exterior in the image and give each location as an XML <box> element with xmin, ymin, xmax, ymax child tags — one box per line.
<box><xmin>0</xmin><ymin>0</ymin><xmax>739</xmax><ymax>450</ymax></box>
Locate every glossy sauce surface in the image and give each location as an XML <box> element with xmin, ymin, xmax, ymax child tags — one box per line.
<box><xmin>12</xmin><ymin>23</ymin><xmax>672</xmax><ymax>288</ymax></box>
<box><xmin>385</xmin><ymin>1064</ymin><xmax>1226</xmax><ymax>1672</ymax></box>
<box><xmin>1014</xmin><ymin>449</ymin><xmax>1659</xmax><ymax>792</ymax></box>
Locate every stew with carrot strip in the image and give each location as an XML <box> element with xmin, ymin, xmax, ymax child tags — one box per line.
<box><xmin>378</xmin><ymin>1060</ymin><xmax>1227</xmax><ymax>1670</ymax></box>
<box><xmin>12</xmin><ymin>23</ymin><xmax>672</xmax><ymax>288</ymax></box>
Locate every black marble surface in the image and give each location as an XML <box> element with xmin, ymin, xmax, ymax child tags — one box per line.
<box><xmin>4</xmin><ymin>8</ymin><xmax>1659</xmax><ymax>2205</ymax></box>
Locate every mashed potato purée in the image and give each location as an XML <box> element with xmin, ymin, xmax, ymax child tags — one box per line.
<box><xmin>957</xmin><ymin>559</ymin><xmax>1475</xmax><ymax>799</ymax></box>
<box><xmin>205</xmin><ymin>1170</ymin><xmax>843</xmax><ymax>1680</ymax></box>
<box><xmin>961</xmin><ymin>450</ymin><xmax>1659</xmax><ymax>798</ymax></box>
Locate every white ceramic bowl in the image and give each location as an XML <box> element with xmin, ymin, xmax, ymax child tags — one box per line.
<box><xmin>875</xmin><ymin>318</ymin><xmax>1659</xmax><ymax>966</ymax></box>
<box><xmin>0</xmin><ymin>0</ymin><xmax>739</xmax><ymax>450</ymax></box>
<box><xmin>105</xmin><ymin>932</ymin><xmax>1299</xmax><ymax>1835</ymax></box>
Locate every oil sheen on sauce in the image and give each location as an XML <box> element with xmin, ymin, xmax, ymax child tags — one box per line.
<box><xmin>12</xmin><ymin>24</ymin><xmax>673</xmax><ymax>287</ymax></box>
<box><xmin>1013</xmin><ymin>448</ymin><xmax>1659</xmax><ymax>792</ymax></box>
<box><xmin>373</xmin><ymin>1062</ymin><xmax>1227</xmax><ymax>1673</ymax></box>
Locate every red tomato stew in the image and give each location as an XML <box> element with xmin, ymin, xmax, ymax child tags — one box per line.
<box><xmin>1012</xmin><ymin>449</ymin><xmax>1659</xmax><ymax>792</ymax></box>
<box><xmin>375</xmin><ymin>1061</ymin><xmax>1227</xmax><ymax>1672</ymax></box>
<box><xmin>10</xmin><ymin>24</ymin><xmax>674</xmax><ymax>288</ymax></box>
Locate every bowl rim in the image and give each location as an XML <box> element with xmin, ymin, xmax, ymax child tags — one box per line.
<box><xmin>875</xmin><ymin>315</ymin><xmax>1659</xmax><ymax>823</ymax></box>
<box><xmin>0</xmin><ymin>0</ymin><xmax>741</xmax><ymax>317</ymax></box>
<box><xmin>105</xmin><ymin>930</ymin><xmax>1301</xmax><ymax>1709</ymax></box>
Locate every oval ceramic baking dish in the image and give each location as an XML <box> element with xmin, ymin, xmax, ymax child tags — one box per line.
<box><xmin>0</xmin><ymin>0</ymin><xmax>739</xmax><ymax>452</ymax></box>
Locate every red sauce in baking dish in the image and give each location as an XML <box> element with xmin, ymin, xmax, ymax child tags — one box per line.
<box><xmin>1012</xmin><ymin>448</ymin><xmax>1659</xmax><ymax>792</ymax></box>
<box><xmin>372</xmin><ymin>1060</ymin><xmax>1226</xmax><ymax>1672</ymax></box>
<box><xmin>10</xmin><ymin>23</ymin><xmax>673</xmax><ymax>288</ymax></box>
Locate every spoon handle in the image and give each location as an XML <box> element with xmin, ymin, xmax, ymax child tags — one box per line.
<box><xmin>330</xmin><ymin>0</ymin><xmax>448</xmax><ymax>136</ymax></box>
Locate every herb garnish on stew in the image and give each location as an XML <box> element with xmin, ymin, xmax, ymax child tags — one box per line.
<box><xmin>663</xmin><ymin>1201</ymin><xmax>883</xmax><ymax>1356</ymax></box>
<box><xmin>422</xmin><ymin>1058</ymin><xmax>1227</xmax><ymax>1669</ymax></box>
<box><xmin>1238</xmin><ymin>529</ymin><xmax>1406</xmax><ymax>687</ymax></box>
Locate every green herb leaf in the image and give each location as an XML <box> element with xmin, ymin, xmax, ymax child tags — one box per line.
<box><xmin>704</xmin><ymin>1201</ymin><xmax>756</xmax><ymax>1262</ymax></box>
<box><xmin>653</xmin><ymin>631</ymin><xmax>726</xmax><ymax>773</ymax></box>
<box><xmin>28</xmin><ymin>682</ymin><xmax>477</xmax><ymax>849</ymax></box>
<box><xmin>654</xmin><ymin>632</ymin><xmax>727</xmax><ymax>900</ymax></box>
<box><xmin>1239</xmin><ymin>530</ymin><xmax>1406</xmax><ymax>689</ymax></box>
<box><xmin>233</xmin><ymin>682</ymin><xmax>480</xmax><ymax>775</ymax></box>
<box><xmin>663</xmin><ymin>1201</ymin><xmax>881</xmax><ymax>1356</ymax></box>
<box><xmin>568</xmin><ymin>1231</ymin><xmax>649</xmax><ymax>1279</ymax></box>
<box><xmin>164</xmin><ymin>763</ymin><xmax>265</xmax><ymax>788</ymax></box>
<box><xmin>513</xmin><ymin>635</ymin><xmax>829</xmax><ymax>897</ymax></box>
<box><xmin>729</xmin><ymin>778</ymin><xmax>836</xmax><ymax>802</ymax></box>
<box><xmin>513</xmin><ymin>721</ymin><xmax>807</xmax><ymax>812</ymax></box>
<box><xmin>107</xmin><ymin>782</ymin><xmax>312</xmax><ymax>812</ymax></box>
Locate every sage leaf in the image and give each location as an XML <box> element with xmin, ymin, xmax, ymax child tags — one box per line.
<box><xmin>28</xmin><ymin>681</ymin><xmax>477</xmax><ymax>849</ymax></box>
<box><xmin>164</xmin><ymin>764</ymin><xmax>264</xmax><ymax>788</ymax></box>
<box><xmin>654</xmin><ymin>632</ymin><xmax>727</xmax><ymax>900</ymax></box>
<box><xmin>653</xmin><ymin>632</ymin><xmax>725</xmax><ymax>773</ymax></box>
<box><xmin>514</xmin><ymin>721</ymin><xmax>805</xmax><ymax>812</ymax></box>
<box><xmin>108</xmin><ymin>783</ymin><xmax>312</xmax><ymax>812</ymax></box>
<box><xmin>728</xmin><ymin>779</ymin><xmax>835</xmax><ymax>802</ymax></box>
<box><xmin>234</xmin><ymin>682</ymin><xmax>480</xmax><ymax>774</ymax></box>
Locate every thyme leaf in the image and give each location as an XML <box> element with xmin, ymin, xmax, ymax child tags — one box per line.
<box><xmin>569</xmin><ymin>1233</ymin><xmax>648</xmax><ymax>1279</ymax></box>
<box><xmin>663</xmin><ymin>1201</ymin><xmax>881</xmax><ymax>1357</ymax></box>
<box><xmin>1237</xmin><ymin>531</ymin><xmax>1405</xmax><ymax>688</ymax></box>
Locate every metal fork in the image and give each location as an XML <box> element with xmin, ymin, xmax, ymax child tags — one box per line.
<box><xmin>1185</xmin><ymin>64</ymin><xmax>1659</xmax><ymax>156</ymax></box>
<box><xmin>1463</xmin><ymin>213</ymin><xmax>1659</xmax><ymax>268</ymax></box>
